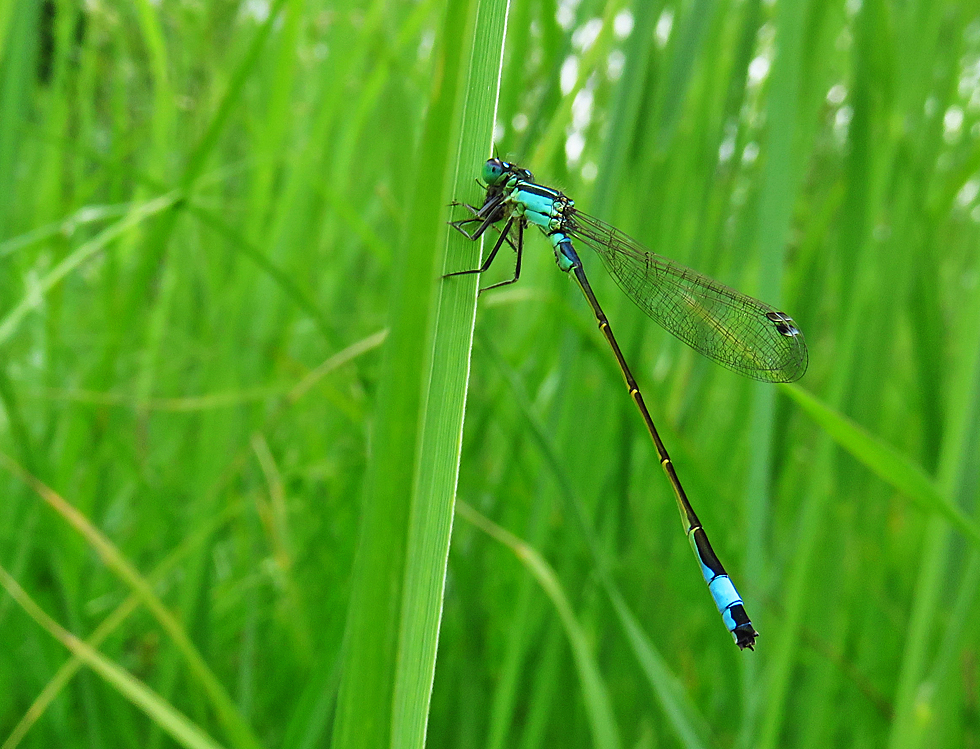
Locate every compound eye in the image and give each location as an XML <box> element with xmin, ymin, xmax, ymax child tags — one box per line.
<box><xmin>482</xmin><ymin>158</ymin><xmax>506</xmax><ymax>185</ymax></box>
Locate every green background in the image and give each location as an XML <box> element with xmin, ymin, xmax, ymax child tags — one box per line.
<box><xmin>1</xmin><ymin>0</ymin><xmax>979</xmax><ymax>747</ymax></box>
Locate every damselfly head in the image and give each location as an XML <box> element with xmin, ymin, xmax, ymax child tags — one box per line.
<box><xmin>482</xmin><ymin>158</ymin><xmax>533</xmax><ymax>186</ymax></box>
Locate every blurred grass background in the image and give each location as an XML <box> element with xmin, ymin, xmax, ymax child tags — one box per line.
<box><xmin>1</xmin><ymin>0</ymin><xmax>980</xmax><ymax>747</ymax></box>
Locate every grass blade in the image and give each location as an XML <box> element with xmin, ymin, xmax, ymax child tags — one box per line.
<box><xmin>0</xmin><ymin>565</ymin><xmax>226</xmax><ymax>749</ymax></box>
<box><xmin>782</xmin><ymin>384</ymin><xmax>980</xmax><ymax>548</ymax></box>
<box><xmin>331</xmin><ymin>1</ymin><xmax>508</xmax><ymax>747</ymax></box>
<box><xmin>457</xmin><ymin>502</ymin><xmax>623</xmax><ymax>749</ymax></box>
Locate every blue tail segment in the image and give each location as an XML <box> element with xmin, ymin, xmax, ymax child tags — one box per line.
<box><xmin>689</xmin><ymin>528</ymin><xmax>757</xmax><ymax>649</ymax></box>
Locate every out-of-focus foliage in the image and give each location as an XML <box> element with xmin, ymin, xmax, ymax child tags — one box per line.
<box><xmin>1</xmin><ymin>0</ymin><xmax>979</xmax><ymax>747</ymax></box>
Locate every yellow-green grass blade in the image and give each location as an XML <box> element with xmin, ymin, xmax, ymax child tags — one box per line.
<box><xmin>457</xmin><ymin>502</ymin><xmax>623</xmax><ymax>749</ymax></box>
<box><xmin>0</xmin><ymin>565</ymin><xmax>225</xmax><ymax>749</ymax></box>
<box><xmin>1</xmin><ymin>506</ymin><xmax>238</xmax><ymax>749</ymax></box>
<box><xmin>0</xmin><ymin>193</ymin><xmax>180</xmax><ymax>349</ymax></box>
<box><xmin>0</xmin><ymin>454</ymin><xmax>263</xmax><ymax>749</ymax></box>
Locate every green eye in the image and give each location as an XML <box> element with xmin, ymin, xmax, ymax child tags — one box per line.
<box><xmin>482</xmin><ymin>158</ymin><xmax>505</xmax><ymax>185</ymax></box>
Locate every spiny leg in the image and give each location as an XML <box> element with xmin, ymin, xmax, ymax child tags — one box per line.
<box><xmin>448</xmin><ymin>216</ymin><xmax>483</xmax><ymax>239</ymax></box>
<box><xmin>478</xmin><ymin>219</ymin><xmax>524</xmax><ymax>293</ymax></box>
<box><xmin>448</xmin><ymin>194</ymin><xmax>506</xmax><ymax>240</ymax></box>
<box><xmin>447</xmin><ymin>201</ymin><xmax>482</xmax><ymax>236</ymax></box>
<box><xmin>444</xmin><ymin>216</ymin><xmax>515</xmax><ymax>281</ymax></box>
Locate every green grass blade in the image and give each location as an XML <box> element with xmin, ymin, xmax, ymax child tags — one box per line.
<box><xmin>331</xmin><ymin>0</ymin><xmax>507</xmax><ymax>746</ymax></box>
<box><xmin>391</xmin><ymin>0</ymin><xmax>511</xmax><ymax>743</ymax></box>
<box><xmin>0</xmin><ymin>565</ymin><xmax>225</xmax><ymax>749</ymax></box>
<box><xmin>604</xmin><ymin>589</ymin><xmax>712</xmax><ymax>749</ymax></box>
<box><xmin>888</xmin><ymin>279</ymin><xmax>980</xmax><ymax>749</ymax></box>
<box><xmin>457</xmin><ymin>502</ymin><xmax>623</xmax><ymax>749</ymax></box>
<box><xmin>782</xmin><ymin>384</ymin><xmax>980</xmax><ymax>549</ymax></box>
<box><xmin>0</xmin><ymin>454</ymin><xmax>263</xmax><ymax>749</ymax></box>
<box><xmin>741</xmin><ymin>1</ymin><xmax>810</xmax><ymax>735</ymax></box>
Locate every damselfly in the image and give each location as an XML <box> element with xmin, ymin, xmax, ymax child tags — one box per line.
<box><xmin>447</xmin><ymin>158</ymin><xmax>807</xmax><ymax>650</ymax></box>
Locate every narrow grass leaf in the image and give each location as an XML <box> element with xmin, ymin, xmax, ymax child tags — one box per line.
<box><xmin>0</xmin><ymin>454</ymin><xmax>263</xmax><ymax>749</ymax></box>
<box><xmin>0</xmin><ymin>565</ymin><xmax>225</xmax><ymax>749</ymax></box>
<box><xmin>0</xmin><ymin>193</ymin><xmax>179</xmax><ymax>348</ymax></box>
<box><xmin>782</xmin><ymin>384</ymin><xmax>980</xmax><ymax>548</ymax></box>
<box><xmin>457</xmin><ymin>502</ymin><xmax>622</xmax><ymax>749</ymax></box>
<box><xmin>391</xmin><ymin>0</ymin><xmax>512</xmax><ymax>746</ymax></box>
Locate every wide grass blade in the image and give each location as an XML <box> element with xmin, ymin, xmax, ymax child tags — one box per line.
<box><xmin>331</xmin><ymin>1</ymin><xmax>509</xmax><ymax>747</ymax></box>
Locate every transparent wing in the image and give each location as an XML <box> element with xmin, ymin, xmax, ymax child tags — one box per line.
<box><xmin>566</xmin><ymin>210</ymin><xmax>808</xmax><ymax>383</ymax></box>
